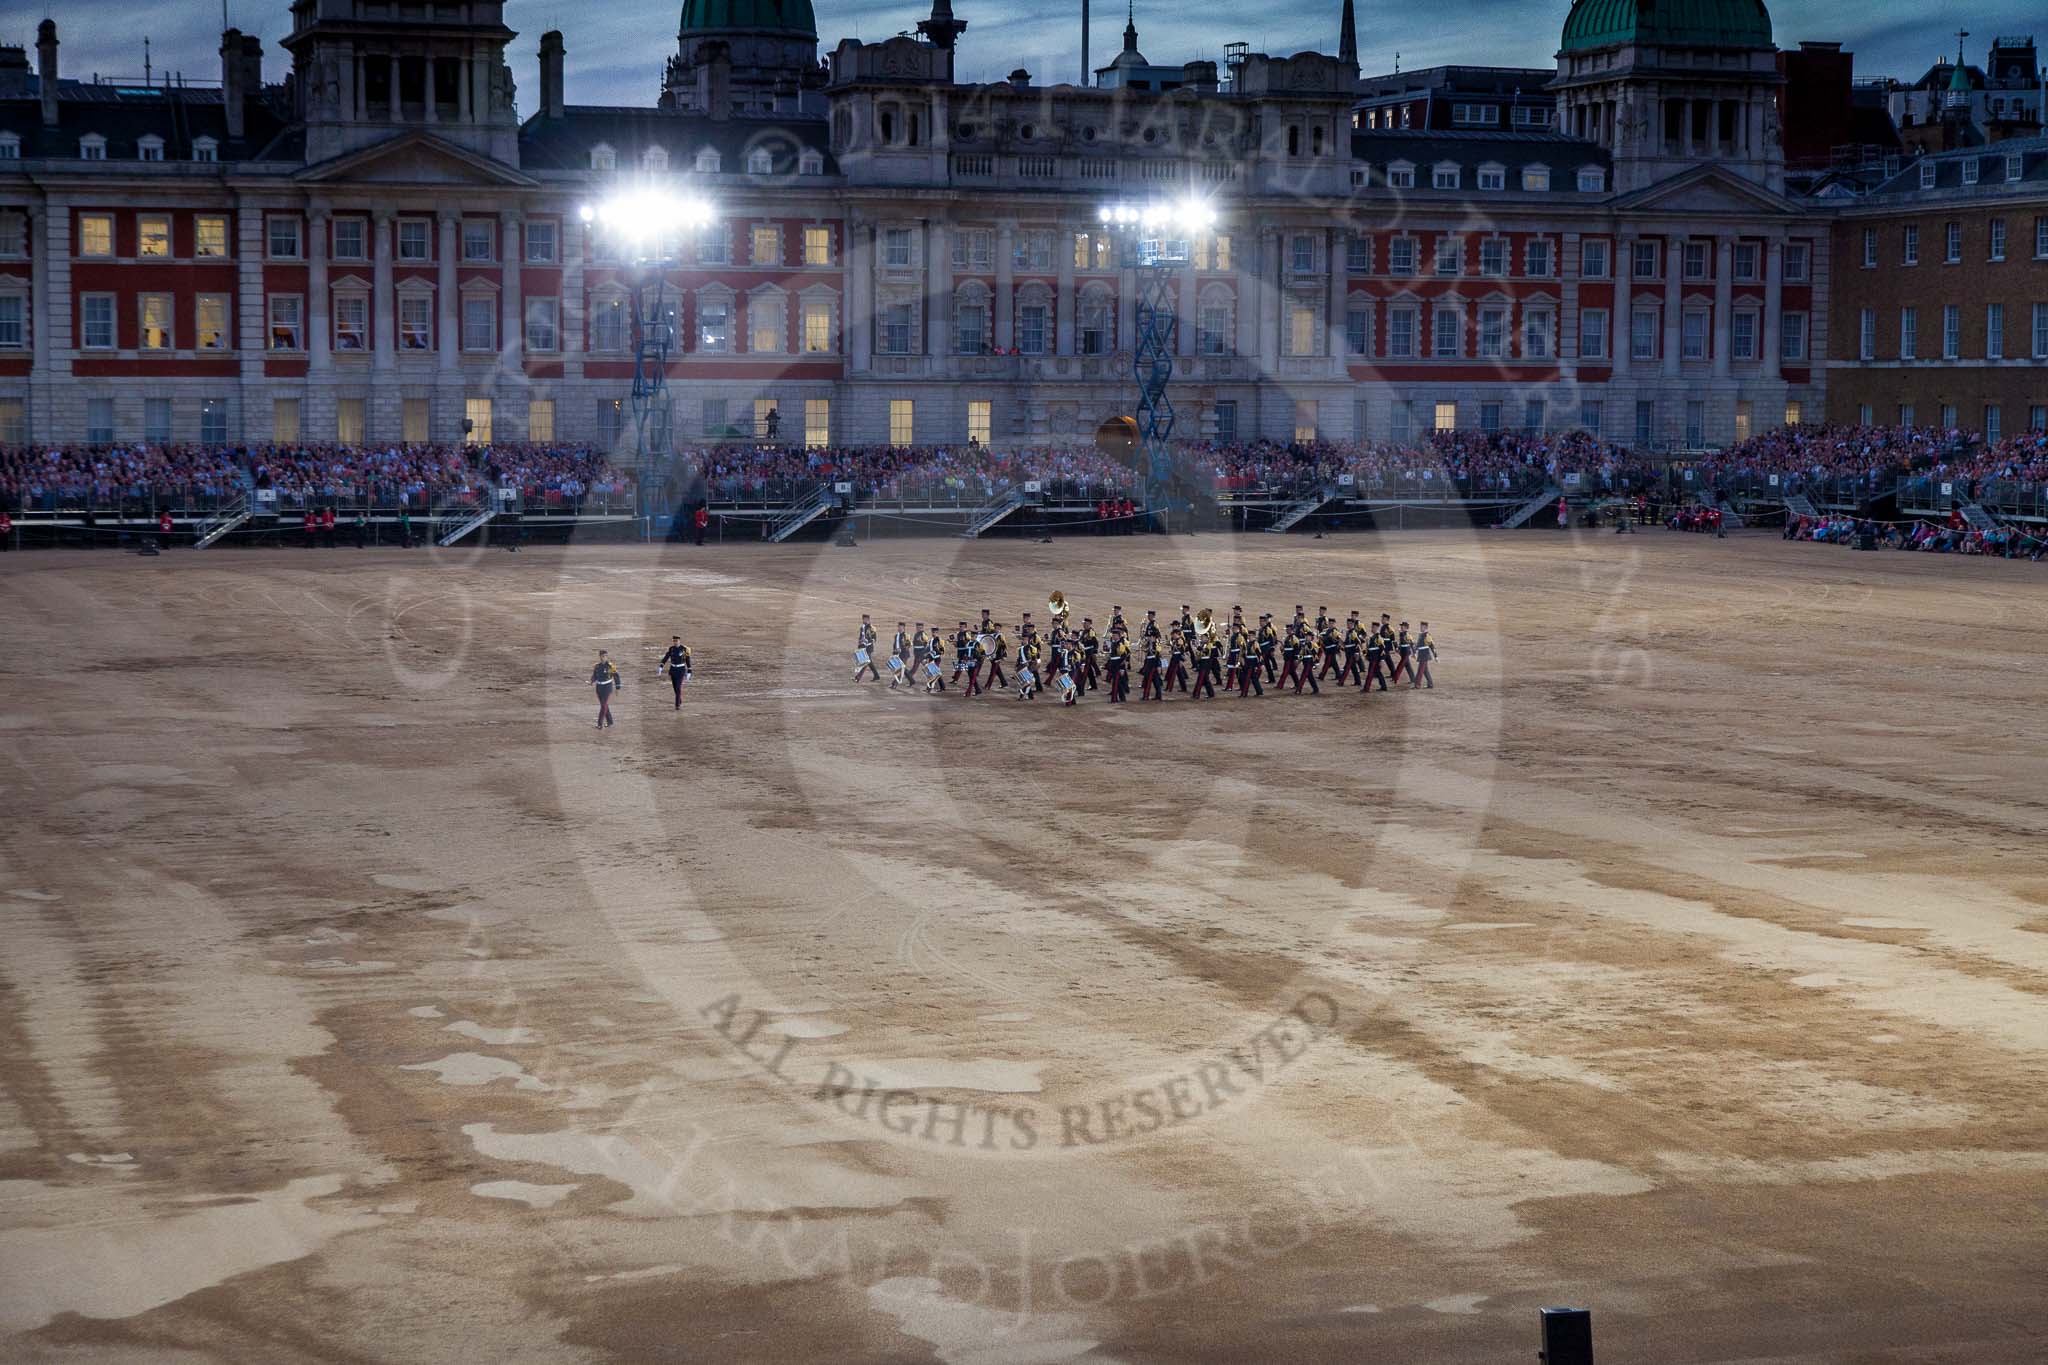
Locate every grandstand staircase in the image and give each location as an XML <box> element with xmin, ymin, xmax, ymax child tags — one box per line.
<box><xmin>434</xmin><ymin>499</ymin><xmax>496</xmax><ymax>547</ymax></box>
<box><xmin>191</xmin><ymin>495</ymin><xmax>251</xmax><ymax>550</ymax></box>
<box><xmin>962</xmin><ymin>486</ymin><xmax>1030</xmax><ymax>539</ymax></box>
<box><xmin>1958</xmin><ymin>503</ymin><xmax>1998</xmax><ymax>532</ymax></box>
<box><xmin>767</xmin><ymin>486</ymin><xmax>834</xmax><ymax>543</ymax></box>
<box><xmin>1784</xmin><ymin>494</ymin><xmax>1819</xmax><ymax>521</ymax></box>
<box><xmin>1498</xmin><ymin>483</ymin><xmax>1562</xmax><ymax>530</ymax></box>
<box><xmin>1714</xmin><ymin>499</ymin><xmax>1745</xmax><ymax>529</ymax></box>
<box><xmin>1266</xmin><ymin>489</ymin><xmax>1335</xmax><ymax>533</ymax></box>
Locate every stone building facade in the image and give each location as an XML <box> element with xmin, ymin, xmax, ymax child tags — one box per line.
<box><xmin>0</xmin><ymin>0</ymin><xmax>1834</xmax><ymax>451</ymax></box>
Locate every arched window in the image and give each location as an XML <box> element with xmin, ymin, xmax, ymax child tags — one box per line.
<box><xmin>1287</xmin><ymin>125</ymin><xmax>1301</xmax><ymax>157</ymax></box>
<box><xmin>908</xmin><ymin>111</ymin><xmax>921</xmax><ymax>147</ymax></box>
<box><xmin>1078</xmin><ymin>283</ymin><xmax>1115</xmax><ymax>355</ymax></box>
<box><xmin>879</xmin><ymin>107</ymin><xmax>897</xmax><ymax>145</ymax></box>
<box><xmin>1311</xmin><ymin>125</ymin><xmax>1325</xmax><ymax>156</ymax></box>
<box><xmin>1014</xmin><ymin>283</ymin><xmax>1052</xmax><ymax>354</ymax></box>
<box><xmin>953</xmin><ymin>280</ymin><xmax>991</xmax><ymax>354</ymax></box>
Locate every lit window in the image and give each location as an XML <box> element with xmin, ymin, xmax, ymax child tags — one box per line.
<box><xmin>137</xmin><ymin>216</ymin><xmax>171</xmax><ymax>257</ymax></box>
<box><xmin>1521</xmin><ymin>165</ymin><xmax>1550</xmax><ymax>191</ymax></box>
<box><xmin>79</xmin><ymin>214</ymin><xmax>114</xmax><ymax>257</ymax></box>
<box><xmin>334</xmin><ymin>294</ymin><xmax>367</xmax><ymax>350</ymax></box>
<box><xmin>465</xmin><ymin>397</ymin><xmax>493</xmax><ymax>444</ymax></box>
<box><xmin>196</xmin><ymin>295</ymin><xmax>228</xmax><ymax>349</ymax></box>
<box><xmin>967</xmin><ymin>399</ymin><xmax>991</xmax><ymax>444</ymax></box>
<box><xmin>699</xmin><ymin>300</ymin><xmax>731</xmax><ymax>352</ymax></box>
<box><xmin>139</xmin><ymin>294</ymin><xmax>173</xmax><ymax>349</ymax></box>
<box><xmin>268</xmin><ymin>294</ymin><xmax>303</xmax><ymax>350</ymax></box>
<box><xmin>804</xmin><ymin>398</ymin><xmax>829</xmax><ymax>448</ymax></box>
<box><xmin>748</xmin><ymin>293</ymin><xmax>784</xmax><ymax>353</ymax></box>
<box><xmin>803</xmin><ymin>226</ymin><xmax>832</xmax><ymax>266</ymax></box>
<box><xmin>889</xmin><ymin>398</ymin><xmax>914</xmax><ymax>444</ymax></box>
<box><xmin>751</xmin><ymin>226</ymin><xmax>780</xmax><ymax>266</ymax></box>
<box><xmin>802</xmin><ymin>298</ymin><xmax>833</xmax><ymax>353</ymax></box>
<box><xmin>528</xmin><ymin>398</ymin><xmax>555</xmax><ymax>443</ymax></box>
<box><xmin>196</xmin><ymin>215</ymin><xmax>228</xmax><ymax>258</ymax></box>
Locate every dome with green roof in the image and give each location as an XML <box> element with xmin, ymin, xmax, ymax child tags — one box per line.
<box><xmin>679</xmin><ymin>0</ymin><xmax>817</xmax><ymax>38</ymax></box>
<box><xmin>1560</xmin><ymin>0</ymin><xmax>1774</xmax><ymax>52</ymax></box>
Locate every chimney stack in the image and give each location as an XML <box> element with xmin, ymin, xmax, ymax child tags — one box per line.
<box><xmin>36</xmin><ymin>20</ymin><xmax>57</xmax><ymax>130</ymax></box>
<box><xmin>220</xmin><ymin>28</ymin><xmax>245</xmax><ymax>140</ymax></box>
<box><xmin>539</xmin><ymin>31</ymin><xmax>565</xmax><ymax>118</ymax></box>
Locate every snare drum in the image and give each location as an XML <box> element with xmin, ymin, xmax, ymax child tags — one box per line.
<box><xmin>925</xmin><ymin>660</ymin><xmax>941</xmax><ymax>679</ymax></box>
<box><xmin>888</xmin><ymin>655</ymin><xmax>906</xmax><ymax>674</ymax></box>
<box><xmin>854</xmin><ymin>648</ymin><xmax>871</xmax><ymax>666</ymax></box>
<box><xmin>1054</xmin><ymin>672</ymin><xmax>1074</xmax><ymax>694</ymax></box>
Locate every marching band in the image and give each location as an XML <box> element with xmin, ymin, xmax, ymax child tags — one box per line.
<box><xmin>850</xmin><ymin>593</ymin><xmax>1441</xmax><ymax>704</ymax></box>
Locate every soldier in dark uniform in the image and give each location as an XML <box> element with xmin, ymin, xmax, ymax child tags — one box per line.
<box><xmin>1105</xmin><ymin>628</ymin><xmax>1132</xmax><ymax>703</ymax></box>
<box><xmin>984</xmin><ymin>623</ymin><xmax>1009</xmax><ymax>690</ymax></box>
<box><xmin>590</xmin><ymin>650</ymin><xmax>622</xmax><ymax>729</ymax></box>
<box><xmin>1341</xmin><ymin>613</ymin><xmax>1366</xmax><ymax>686</ymax></box>
<box><xmin>1139</xmin><ymin>631</ymin><xmax>1164</xmax><ymax>701</ymax></box>
<box><xmin>1231</xmin><ymin>624</ymin><xmax>1264</xmax><ymax>697</ymax></box>
<box><xmin>1178</xmin><ymin>604</ymin><xmax>1196</xmax><ymax>639</ymax></box>
<box><xmin>1165</xmin><ymin>627</ymin><xmax>1190</xmax><ymax>693</ymax></box>
<box><xmin>1109</xmin><ymin>604</ymin><xmax>1127</xmax><ymax>636</ymax></box>
<box><xmin>1017</xmin><ymin>633</ymin><xmax>1043</xmax><ymax>700</ymax></box>
<box><xmin>925</xmin><ymin>630</ymin><xmax>949</xmax><ymax>694</ymax></box>
<box><xmin>1413</xmin><ymin>621</ymin><xmax>1437</xmax><ymax>689</ymax></box>
<box><xmin>1293</xmin><ymin>625</ymin><xmax>1322</xmax><ymax>694</ymax></box>
<box><xmin>854</xmin><ymin>615</ymin><xmax>882</xmax><ymax>682</ymax></box>
<box><xmin>1318</xmin><ymin>619</ymin><xmax>1345</xmax><ymax>681</ymax></box>
<box><xmin>1389</xmin><ymin>621</ymin><xmax>1417</xmax><ymax>687</ymax></box>
<box><xmin>659</xmin><ymin>635</ymin><xmax>694</xmax><ymax>709</ymax></box>
<box><xmin>1188</xmin><ymin>630</ymin><xmax>1220</xmax><ymax>700</ymax></box>
<box><xmin>951</xmin><ymin>621</ymin><xmax>974</xmax><ymax>687</ymax></box>
<box><xmin>1140</xmin><ymin>610</ymin><xmax>1161</xmax><ymax>647</ymax></box>
<box><xmin>1258</xmin><ymin>613</ymin><xmax>1280</xmax><ymax>682</ymax></box>
<box><xmin>890</xmin><ymin>620</ymin><xmax>912</xmax><ymax>689</ymax></box>
<box><xmin>1277</xmin><ymin>623</ymin><xmax>1304</xmax><ymax>692</ymax></box>
<box><xmin>1079</xmin><ymin>618</ymin><xmax>1101</xmax><ymax>693</ymax></box>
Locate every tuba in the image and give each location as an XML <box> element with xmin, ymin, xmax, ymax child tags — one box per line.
<box><xmin>1048</xmin><ymin>590</ymin><xmax>1070</xmax><ymax>623</ymax></box>
<box><xmin>1194</xmin><ymin>607</ymin><xmax>1215</xmax><ymax>640</ymax></box>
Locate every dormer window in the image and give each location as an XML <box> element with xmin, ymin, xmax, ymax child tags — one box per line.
<box><xmin>1386</xmin><ymin>160</ymin><xmax>1414</xmax><ymax>189</ymax></box>
<box><xmin>1962</xmin><ymin>158</ymin><xmax>1980</xmax><ymax>186</ymax></box>
<box><xmin>1477</xmin><ymin>163</ymin><xmax>1505</xmax><ymax>191</ymax></box>
<box><xmin>1432</xmin><ymin>162</ymin><xmax>1460</xmax><ymax>190</ymax></box>
<box><xmin>1521</xmin><ymin>164</ymin><xmax>1550</xmax><ymax>192</ymax></box>
<box><xmin>2007</xmin><ymin>153</ymin><xmax>2024</xmax><ymax>182</ymax></box>
<box><xmin>590</xmin><ymin>142</ymin><xmax>616</xmax><ymax>171</ymax></box>
<box><xmin>79</xmin><ymin>133</ymin><xmax>107</xmax><ymax>161</ymax></box>
<box><xmin>191</xmin><ymin>136</ymin><xmax>218</xmax><ymax>162</ymax></box>
<box><xmin>137</xmin><ymin>135</ymin><xmax>164</xmax><ymax>162</ymax></box>
<box><xmin>1576</xmin><ymin>166</ymin><xmax>1605</xmax><ymax>193</ymax></box>
<box><xmin>642</xmin><ymin>146</ymin><xmax>668</xmax><ymax>172</ymax></box>
<box><xmin>1919</xmin><ymin>160</ymin><xmax>1937</xmax><ymax>189</ymax></box>
<box><xmin>747</xmin><ymin>147</ymin><xmax>772</xmax><ymax>175</ymax></box>
<box><xmin>799</xmin><ymin>149</ymin><xmax>824</xmax><ymax>175</ymax></box>
<box><xmin>0</xmin><ymin>133</ymin><xmax>18</xmax><ymax>160</ymax></box>
<box><xmin>695</xmin><ymin>148</ymin><xmax>721</xmax><ymax>173</ymax></box>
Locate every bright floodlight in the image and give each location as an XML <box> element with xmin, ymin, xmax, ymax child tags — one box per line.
<box><xmin>577</xmin><ymin>189</ymin><xmax>717</xmax><ymax>253</ymax></box>
<box><xmin>1097</xmin><ymin>197</ymin><xmax>1218</xmax><ymax>235</ymax></box>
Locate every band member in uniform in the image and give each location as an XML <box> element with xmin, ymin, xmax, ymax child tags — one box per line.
<box><xmin>590</xmin><ymin>650</ymin><xmax>622</xmax><ymax>729</ymax></box>
<box><xmin>1179</xmin><ymin>604</ymin><xmax>1196</xmax><ymax>639</ymax></box>
<box><xmin>1109</xmin><ymin>604</ymin><xmax>1127</xmax><ymax>636</ymax></box>
<box><xmin>1079</xmin><ymin>618</ymin><xmax>1101</xmax><ymax>694</ymax></box>
<box><xmin>1258</xmin><ymin>613</ymin><xmax>1280</xmax><ymax>682</ymax></box>
<box><xmin>951</xmin><ymin>622</ymin><xmax>973</xmax><ymax>685</ymax></box>
<box><xmin>1105</xmin><ymin>628</ymin><xmax>1131</xmax><ymax>703</ymax></box>
<box><xmin>1139</xmin><ymin>631</ymin><xmax>1164</xmax><ymax>701</ymax></box>
<box><xmin>1363</xmin><ymin>617</ymin><xmax>1390</xmax><ymax>692</ymax></box>
<box><xmin>1016</xmin><ymin>633</ymin><xmax>1042</xmax><ymax>700</ymax></box>
<box><xmin>961</xmin><ymin>622</ymin><xmax>986</xmax><ymax>697</ymax></box>
<box><xmin>1277</xmin><ymin>622</ymin><xmax>1303</xmax><ymax>692</ymax></box>
<box><xmin>1293</xmin><ymin>625</ymin><xmax>1322</xmax><ymax>694</ymax></box>
<box><xmin>1341</xmin><ymin>613</ymin><xmax>1366</xmax><ymax>686</ymax></box>
<box><xmin>1165</xmin><ymin>626</ymin><xmax>1190</xmax><ymax>693</ymax></box>
<box><xmin>1140</xmin><ymin>610</ymin><xmax>1161</xmax><ymax>647</ymax></box>
<box><xmin>659</xmin><ymin>635</ymin><xmax>694</xmax><ymax>709</ymax></box>
<box><xmin>1389</xmin><ymin>621</ymin><xmax>1417</xmax><ymax>686</ymax></box>
<box><xmin>1194</xmin><ymin>630</ymin><xmax>1224</xmax><ymax>700</ymax></box>
<box><xmin>1318</xmin><ymin>619</ymin><xmax>1345</xmax><ymax>681</ymax></box>
<box><xmin>890</xmin><ymin>621</ymin><xmax>912</xmax><ymax>689</ymax></box>
<box><xmin>1230</xmin><ymin>624</ymin><xmax>1264</xmax><ymax>698</ymax></box>
<box><xmin>925</xmin><ymin>630</ymin><xmax>949</xmax><ymax>694</ymax></box>
<box><xmin>1413</xmin><ymin>621</ymin><xmax>1437</xmax><ymax>689</ymax></box>
<box><xmin>854</xmin><ymin>615</ymin><xmax>882</xmax><ymax>682</ymax></box>
<box><xmin>984</xmin><ymin>623</ymin><xmax>1009</xmax><ymax>690</ymax></box>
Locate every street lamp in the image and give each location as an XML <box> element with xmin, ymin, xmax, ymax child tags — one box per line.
<box><xmin>578</xmin><ymin>188</ymin><xmax>717</xmax><ymax>532</ymax></box>
<box><xmin>1097</xmin><ymin>197</ymin><xmax>1220</xmax><ymax>532</ymax></box>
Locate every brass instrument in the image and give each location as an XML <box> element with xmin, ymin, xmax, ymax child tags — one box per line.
<box><xmin>1048</xmin><ymin>590</ymin><xmax>1070</xmax><ymax>624</ymax></box>
<box><xmin>1193</xmin><ymin>607</ymin><xmax>1215</xmax><ymax>640</ymax></box>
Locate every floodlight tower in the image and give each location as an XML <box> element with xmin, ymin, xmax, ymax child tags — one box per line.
<box><xmin>1098</xmin><ymin>198</ymin><xmax>1217</xmax><ymax>532</ymax></box>
<box><xmin>578</xmin><ymin>190</ymin><xmax>716</xmax><ymax>528</ymax></box>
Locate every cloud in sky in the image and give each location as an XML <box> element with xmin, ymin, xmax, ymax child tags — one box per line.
<box><xmin>19</xmin><ymin>0</ymin><xmax>2039</xmax><ymax>111</ymax></box>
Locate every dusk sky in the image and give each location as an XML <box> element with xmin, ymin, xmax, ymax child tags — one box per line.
<box><xmin>11</xmin><ymin>0</ymin><xmax>2032</xmax><ymax>108</ymax></box>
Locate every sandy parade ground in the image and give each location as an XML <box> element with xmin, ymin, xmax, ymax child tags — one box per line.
<box><xmin>1</xmin><ymin>526</ymin><xmax>2045</xmax><ymax>1363</ymax></box>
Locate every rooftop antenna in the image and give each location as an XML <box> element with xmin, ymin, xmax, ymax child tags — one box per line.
<box><xmin>144</xmin><ymin>37</ymin><xmax>151</xmax><ymax>84</ymax></box>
